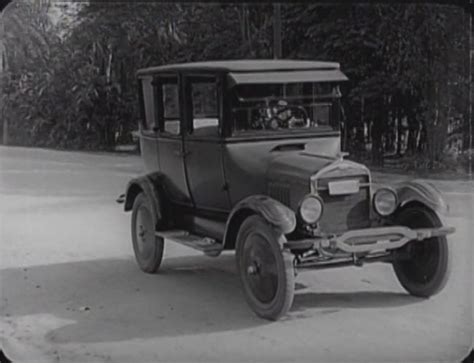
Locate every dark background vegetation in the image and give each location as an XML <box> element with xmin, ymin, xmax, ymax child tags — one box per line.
<box><xmin>1</xmin><ymin>1</ymin><xmax>472</xmax><ymax>171</ymax></box>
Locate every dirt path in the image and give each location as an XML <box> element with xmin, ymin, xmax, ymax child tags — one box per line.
<box><xmin>1</xmin><ymin>146</ymin><xmax>471</xmax><ymax>362</ymax></box>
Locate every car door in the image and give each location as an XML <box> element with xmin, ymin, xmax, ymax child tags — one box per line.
<box><xmin>154</xmin><ymin>74</ymin><xmax>192</xmax><ymax>205</ymax></box>
<box><xmin>182</xmin><ymin>74</ymin><xmax>230</xmax><ymax>212</ymax></box>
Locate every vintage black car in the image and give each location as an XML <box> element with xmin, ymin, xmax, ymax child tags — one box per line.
<box><xmin>120</xmin><ymin>60</ymin><xmax>454</xmax><ymax>320</ymax></box>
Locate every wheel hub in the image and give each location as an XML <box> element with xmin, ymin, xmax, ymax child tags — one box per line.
<box><xmin>138</xmin><ymin>225</ymin><xmax>147</xmax><ymax>241</ymax></box>
<box><xmin>242</xmin><ymin>234</ymin><xmax>279</xmax><ymax>304</ymax></box>
<box><xmin>135</xmin><ymin>207</ymin><xmax>153</xmax><ymax>257</ymax></box>
<box><xmin>247</xmin><ymin>262</ymin><xmax>260</xmax><ymax>275</ymax></box>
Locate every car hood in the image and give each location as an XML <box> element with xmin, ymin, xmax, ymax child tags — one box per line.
<box><xmin>267</xmin><ymin>151</ymin><xmax>370</xmax><ymax>185</ymax></box>
<box><xmin>267</xmin><ymin>151</ymin><xmax>334</xmax><ymax>182</ymax></box>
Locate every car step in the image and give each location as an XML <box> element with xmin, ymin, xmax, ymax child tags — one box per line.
<box><xmin>155</xmin><ymin>230</ymin><xmax>223</xmax><ymax>256</ymax></box>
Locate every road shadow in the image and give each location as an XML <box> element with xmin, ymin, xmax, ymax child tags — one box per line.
<box><xmin>1</xmin><ymin>255</ymin><xmax>268</xmax><ymax>344</ymax></box>
<box><xmin>1</xmin><ymin>254</ymin><xmax>421</xmax><ymax>344</ymax></box>
<box><xmin>292</xmin><ymin>291</ymin><xmax>421</xmax><ymax>312</ymax></box>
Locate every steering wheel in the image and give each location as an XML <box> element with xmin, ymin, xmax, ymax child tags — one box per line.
<box><xmin>265</xmin><ymin>102</ymin><xmax>309</xmax><ymax>129</ymax></box>
<box><xmin>290</xmin><ymin>106</ymin><xmax>310</xmax><ymax>126</ymax></box>
<box><xmin>265</xmin><ymin>102</ymin><xmax>293</xmax><ymax>129</ymax></box>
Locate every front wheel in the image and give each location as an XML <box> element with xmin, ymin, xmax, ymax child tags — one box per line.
<box><xmin>236</xmin><ymin>215</ymin><xmax>295</xmax><ymax>320</ymax></box>
<box><xmin>392</xmin><ymin>205</ymin><xmax>451</xmax><ymax>297</ymax></box>
<box><xmin>131</xmin><ymin>193</ymin><xmax>164</xmax><ymax>273</ymax></box>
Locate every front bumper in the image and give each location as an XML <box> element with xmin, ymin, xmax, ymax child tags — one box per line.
<box><xmin>285</xmin><ymin>225</ymin><xmax>455</xmax><ymax>254</ymax></box>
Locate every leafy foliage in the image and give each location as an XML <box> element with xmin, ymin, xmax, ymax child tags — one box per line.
<box><xmin>2</xmin><ymin>1</ymin><xmax>183</xmax><ymax>149</ymax></box>
<box><xmin>1</xmin><ymin>2</ymin><xmax>470</xmax><ymax>169</ymax></box>
<box><xmin>284</xmin><ymin>4</ymin><xmax>469</xmax><ymax>166</ymax></box>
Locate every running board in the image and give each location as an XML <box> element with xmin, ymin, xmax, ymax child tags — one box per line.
<box><xmin>155</xmin><ymin>230</ymin><xmax>223</xmax><ymax>256</ymax></box>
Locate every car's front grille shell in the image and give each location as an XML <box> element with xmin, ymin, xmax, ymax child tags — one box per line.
<box><xmin>268</xmin><ymin>182</ymin><xmax>291</xmax><ymax>206</ymax></box>
<box><xmin>316</xmin><ymin>175</ymin><xmax>371</xmax><ymax>233</ymax></box>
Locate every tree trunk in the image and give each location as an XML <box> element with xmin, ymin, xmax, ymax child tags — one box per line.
<box><xmin>2</xmin><ymin>117</ymin><xmax>8</xmax><ymax>146</ymax></box>
<box><xmin>273</xmin><ymin>4</ymin><xmax>282</xmax><ymax>59</ymax></box>
<box><xmin>418</xmin><ymin>120</ymin><xmax>427</xmax><ymax>154</ymax></box>
<box><xmin>396</xmin><ymin>108</ymin><xmax>403</xmax><ymax>156</ymax></box>
<box><xmin>371</xmin><ymin>96</ymin><xmax>386</xmax><ymax>166</ymax></box>
<box><xmin>405</xmin><ymin>92</ymin><xmax>418</xmax><ymax>155</ymax></box>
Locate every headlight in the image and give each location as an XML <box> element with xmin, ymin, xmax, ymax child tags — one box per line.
<box><xmin>299</xmin><ymin>195</ymin><xmax>323</xmax><ymax>224</ymax></box>
<box><xmin>373</xmin><ymin>188</ymin><xmax>398</xmax><ymax>216</ymax></box>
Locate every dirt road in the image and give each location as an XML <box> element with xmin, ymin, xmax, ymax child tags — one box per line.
<box><xmin>0</xmin><ymin>146</ymin><xmax>472</xmax><ymax>362</ymax></box>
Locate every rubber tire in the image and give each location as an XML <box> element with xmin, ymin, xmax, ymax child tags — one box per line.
<box><xmin>236</xmin><ymin>215</ymin><xmax>295</xmax><ymax>320</ymax></box>
<box><xmin>131</xmin><ymin>193</ymin><xmax>164</xmax><ymax>273</ymax></box>
<box><xmin>392</xmin><ymin>205</ymin><xmax>451</xmax><ymax>297</ymax></box>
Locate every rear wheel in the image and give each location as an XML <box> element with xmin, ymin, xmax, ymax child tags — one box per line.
<box><xmin>131</xmin><ymin>193</ymin><xmax>164</xmax><ymax>273</ymax></box>
<box><xmin>392</xmin><ymin>205</ymin><xmax>451</xmax><ymax>297</ymax></box>
<box><xmin>236</xmin><ymin>215</ymin><xmax>295</xmax><ymax>320</ymax></box>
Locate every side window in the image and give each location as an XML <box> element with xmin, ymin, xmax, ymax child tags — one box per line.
<box><xmin>312</xmin><ymin>103</ymin><xmax>331</xmax><ymax>126</ymax></box>
<box><xmin>190</xmin><ymin>77</ymin><xmax>219</xmax><ymax>137</ymax></box>
<box><xmin>141</xmin><ymin>77</ymin><xmax>156</xmax><ymax>131</ymax></box>
<box><xmin>161</xmin><ymin>80</ymin><xmax>180</xmax><ymax>135</ymax></box>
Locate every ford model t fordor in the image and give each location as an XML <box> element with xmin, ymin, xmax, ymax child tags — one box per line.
<box><xmin>119</xmin><ymin>60</ymin><xmax>454</xmax><ymax>320</ymax></box>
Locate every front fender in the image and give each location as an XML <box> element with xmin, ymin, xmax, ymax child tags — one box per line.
<box><xmin>394</xmin><ymin>179</ymin><xmax>449</xmax><ymax>216</ymax></box>
<box><xmin>124</xmin><ymin>172</ymin><xmax>165</xmax><ymax>227</ymax></box>
<box><xmin>223</xmin><ymin>195</ymin><xmax>296</xmax><ymax>250</ymax></box>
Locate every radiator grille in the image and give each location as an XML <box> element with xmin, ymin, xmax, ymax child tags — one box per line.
<box><xmin>317</xmin><ymin>176</ymin><xmax>370</xmax><ymax>233</ymax></box>
<box><xmin>268</xmin><ymin>182</ymin><xmax>291</xmax><ymax>206</ymax></box>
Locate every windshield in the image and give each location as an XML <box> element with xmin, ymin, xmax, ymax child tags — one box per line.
<box><xmin>230</xmin><ymin>82</ymin><xmax>341</xmax><ymax>135</ymax></box>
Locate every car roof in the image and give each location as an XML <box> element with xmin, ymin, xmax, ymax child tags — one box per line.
<box><xmin>136</xmin><ymin>59</ymin><xmax>341</xmax><ymax>76</ymax></box>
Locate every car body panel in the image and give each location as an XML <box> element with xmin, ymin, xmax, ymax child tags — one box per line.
<box><xmin>124</xmin><ymin>173</ymin><xmax>165</xmax><ymax>228</ymax></box>
<box><xmin>395</xmin><ymin>179</ymin><xmax>449</xmax><ymax>215</ymax></box>
<box><xmin>184</xmin><ymin>138</ymin><xmax>230</xmax><ymax>211</ymax></box>
<box><xmin>222</xmin><ymin>194</ymin><xmax>297</xmax><ymax>250</ymax></box>
<box><xmin>227</xmin><ymin>69</ymin><xmax>348</xmax><ymax>86</ymax></box>
<box><xmin>137</xmin><ymin>59</ymin><xmax>342</xmax><ymax>76</ymax></box>
<box><xmin>222</xmin><ymin>136</ymin><xmax>340</xmax><ymax>207</ymax></box>
<box><xmin>139</xmin><ymin>133</ymin><xmax>160</xmax><ymax>172</ymax></box>
<box><xmin>157</xmin><ymin>136</ymin><xmax>192</xmax><ymax>205</ymax></box>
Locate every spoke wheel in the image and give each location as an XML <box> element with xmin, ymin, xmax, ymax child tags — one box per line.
<box><xmin>131</xmin><ymin>193</ymin><xmax>164</xmax><ymax>273</ymax></box>
<box><xmin>392</xmin><ymin>205</ymin><xmax>451</xmax><ymax>297</ymax></box>
<box><xmin>236</xmin><ymin>215</ymin><xmax>295</xmax><ymax>320</ymax></box>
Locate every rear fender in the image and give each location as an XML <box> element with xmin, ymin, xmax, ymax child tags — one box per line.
<box><xmin>124</xmin><ymin>172</ymin><xmax>165</xmax><ymax>228</ymax></box>
<box><xmin>394</xmin><ymin>179</ymin><xmax>449</xmax><ymax>216</ymax></box>
<box><xmin>222</xmin><ymin>195</ymin><xmax>296</xmax><ymax>250</ymax></box>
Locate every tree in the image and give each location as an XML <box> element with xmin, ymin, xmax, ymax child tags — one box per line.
<box><xmin>284</xmin><ymin>4</ymin><xmax>469</xmax><ymax>167</ymax></box>
<box><xmin>1</xmin><ymin>1</ymin><xmax>469</xmax><ymax>171</ymax></box>
<box><xmin>1</xmin><ymin>1</ymin><xmax>184</xmax><ymax>149</ymax></box>
<box><xmin>1</xmin><ymin>0</ymin><xmax>61</xmax><ymax>146</ymax></box>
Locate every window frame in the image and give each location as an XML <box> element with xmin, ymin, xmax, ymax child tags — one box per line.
<box><xmin>153</xmin><ymin>73</ymin><xmax>182</xmax><ymax>138</ymax></box>
<box><xmin>138</xmin><ymin>75</ymin><xmax>159</xmax><ymax>134</ymax></box>
<box><xmin>182</xmin><ymin>73</ymin><xmax>223</xmax><ymax>140</ymax></box>
<box><xmin>228</xmin><ymin>81</ymin><xmax>342</xmax><ymax>137</ymax></box>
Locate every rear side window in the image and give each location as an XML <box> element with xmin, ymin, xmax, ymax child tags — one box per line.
<box><xmin>190</xmin><ymin>77</ymin><xmax>219</xmax><ymax>137</ymax></box>
<box><xmin>162</xmin><ymin>82</ymin><xmax>180</xmax><ymax>135</ymax></box>
<box><xmin>141</xmin><ymin>77</ymin><xmax>156</xmax><ymax>131</ymax></box>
